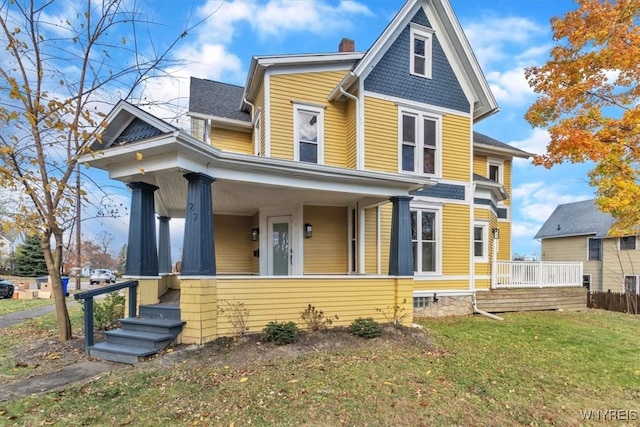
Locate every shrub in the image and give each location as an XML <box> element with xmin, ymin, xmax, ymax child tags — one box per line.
<box><xmin>375</xmin><ymin>299</ymin><xmax>410</xmax><ymax>328</ymax></box>
<box><xmin>263</xmin><ymin>321</ymin><xmax>298</xmax><ymax>345</ymax></box>
<box><xmin>84</xmin><ymin>291</ymin><xmax>125</xmax><ymax>330</ymax></box>
<box><xmin>350</xmin><ymin>317</ymin><xmax>382</xmax><ymax>339</ymax></box>
<box><xmin>300</xmin><ymin>304</ymin><xmax>337</xmax><ymax>332</ymax></box>
<box><xmin>218</xmin><ymin>299</ymin><xmax>250</xmax><ymax>336</ymax></box>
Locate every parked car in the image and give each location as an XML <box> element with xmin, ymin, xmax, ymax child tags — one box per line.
<box><xmin>89</xmin><ymin>269</ymin><xmax>116</xmax><ymax>285</ymax></box>
<box><xmin>0</xmin><ymin>279</ymin><xmax>14</xmax><ymax>299</ymax></box>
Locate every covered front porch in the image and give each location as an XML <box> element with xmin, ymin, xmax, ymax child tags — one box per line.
<box><xmin>85</xmin><ymin>101</ymin><xmax>432</xmax><ymax>344</ymax></box>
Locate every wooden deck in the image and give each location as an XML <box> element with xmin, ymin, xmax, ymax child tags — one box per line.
<box><xmin>159</xmin><ymin>289</ymin><xmax>180</xmax><ymax>305</ymax></box>
<box><xmin>476</xmin><ymin>287</ymin><xmax>587</xmax><ymax>313</ymax></box>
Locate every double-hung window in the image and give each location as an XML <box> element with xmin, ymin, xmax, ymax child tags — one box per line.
<box><xmin>488</xmin><ymin>160</ymin><xmax>503</xmax><ymax>183</ymax></box>
<box><xmin>410</xmin><ymin>24</ymin><xmax>434</xmax><ymax>79</ymax></box>
<box><xmin>293</xmin><ymin>103</ymin><xmax>324</xmax><ymax>164</ymax></box>
<box><xmin>400</xmin><ymin>110</ymin><xmax>440</xmax><ymax>176</ymax></box>
<box><xmin>619</xmin><ymin>236</ymin><xmax>636</xmax><ymax>251</ymax></box>
<box><xmin>474</xmin><ymin>223</ymin><xmax>488</xmax><ymax>262</ymax></box>
<box><xmin>411</xmin><ymin>208</ymin><xmax>440</xmax><ymax>274</ymax></box>
<box><xmin>588</xmin><ymin>238</ymin><xmax>601</xmax><ymax>260</ymax></box>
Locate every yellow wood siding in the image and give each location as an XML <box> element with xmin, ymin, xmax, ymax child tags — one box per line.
<box><xmin>364</xmin><ymin>207</ymin><xmax>378</xmax><ymax>274</ymax></box>
<box><xmin>413</xmin><ymin>280</ymin><xmax>469</xmax><ymax>291</ymax></box>
<box><xmin>503</xmin><ymin>159</ymin><xmax>512</xmax><ymax>205</ymax></box>
<box><xmin>214</xmin><ymin>215</ymin><xmax>255</xmax><ymax>274</ymax></box>
<box><xmin>473</xmin><ymin>207</ymin><xmax>498</xmax><ymax>279</ymax></box>
<box><xmin>345</xmin><ymin>95</ymin><xmax>357</xmax><ymax>169</ymax></box>
<box><xmin>210</xmin><ymin>127</ymin><xmax>252</xmax><ymax>154</ymax></box>
<box><xmin>442</xmin><ymin>204</ymin><xmax>470</xmax><ymax>275</ymax></box>
<box><xmin>215</xmin><ymin>276</ymin><xmax>413</xmax><ymax>335</ymax></box>
<box><xmin>497</xmin><ymin>222</ymin><xmax>511</xmax><ymax>260</ymax></box>
<box><xmin>473</xmin><ymin>154</ymin><xmax>487</xmax><ymax>177</ymax></box>
<box><xmin>269</xmin><ymin>71</ymin><xmax>348</xmax><ymax>166</ymax></box>
<box><xmin>364</xmin><ymin>96</ymin><xmax>397</xmax><ymax>173</ymax></box>
<box><xmin>303</xmin><ymin>205</ymin><xmax>347</xmax><ymax>274</ymax></box>
<box><xmin>442</xmin><ymin>114</ymin><xmax>471</xmax><ymax>181</ymax></box>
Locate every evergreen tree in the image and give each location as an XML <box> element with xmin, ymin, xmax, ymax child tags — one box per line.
<box><xmin>15</xmin><ymin>236</ymin><xmax>48</xmax><ymax>277</ymax></box>
<box><xmin>117</xmin><ymin>244</ymin><xmax>127</xmax><ymax>275</ymax></box>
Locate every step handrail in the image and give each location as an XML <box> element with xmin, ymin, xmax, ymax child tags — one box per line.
<box><xmin>74</xmin><ymin>280</ymin><xmax>139</xmax><ymax>351</ymax></box>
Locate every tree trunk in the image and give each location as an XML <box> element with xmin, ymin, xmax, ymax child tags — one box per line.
<box><xmin>41</xmin><ymin>232</ymin><xmax>72</xmax><ymax>341</ymax></box>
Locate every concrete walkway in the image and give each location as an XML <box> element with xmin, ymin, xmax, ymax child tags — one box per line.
<box><xmin>0</xmin><ymin>301</ymin><xmax>126</xmax><ymax>401</ymax></box>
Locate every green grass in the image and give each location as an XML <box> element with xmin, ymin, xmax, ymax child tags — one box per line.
<box><xmin>1</xmin><ymin>310</ymin><xmax>639</xmax><ymax>426</ymax></box>
<box><xmin>0</xmin><ymin>298</ymin><xmax>55</xmax><ymax>317</ymax></box>
<box><xmin>0</xmin><ymin>306</ymin><xmax>84</xmax><ymax>382</ymax></box>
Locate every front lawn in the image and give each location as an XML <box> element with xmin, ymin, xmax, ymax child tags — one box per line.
<box><xmin>1</xmin><ymin>310</ymin><xmax>638</xmax><ymax>426</ymax></box>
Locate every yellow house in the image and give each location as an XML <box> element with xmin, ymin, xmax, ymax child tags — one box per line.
<box><xmin>83</xmin><ymin>0</ymin><xmax>530</xmax><ymax>360</ymax></box>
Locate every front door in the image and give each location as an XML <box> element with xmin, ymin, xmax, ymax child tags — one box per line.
<box><xmin>268</xmin><ymin>216</ymin><xmax>292</xmax><ymax>275</ymax></box>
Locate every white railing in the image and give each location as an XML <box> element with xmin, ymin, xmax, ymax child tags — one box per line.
<box><xmin>492</xmin><ymin>261</ymin><xmax>583</xmax><ymax>289</ymax></box>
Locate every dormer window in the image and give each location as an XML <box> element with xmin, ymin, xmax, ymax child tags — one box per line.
<box><xmin>410</xmin><ymin>23</ymin><xmax>434</xmax><ymax>79</ymax></box>
<box><xmin>293</xmin><ymin>102</ymin><xmax>324</xmax><ymax>164</ymax></box>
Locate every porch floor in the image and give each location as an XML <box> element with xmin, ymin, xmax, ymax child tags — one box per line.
<box><xmin>159</xmin><ymin>289</ymin><xmax>180</xmax><ymax>305</ymax></box>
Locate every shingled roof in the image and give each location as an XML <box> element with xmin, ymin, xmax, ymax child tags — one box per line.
<box><xmin>189</xmin><ymin>77</ymin><xmax>251</xmax><ymax>122</ymax></box>
<box><xmin>473</xmin><ymin>132</ymin><xmax>531</xmax><ymax>158</ymax></box>
<box><xmin>534</xmin><ymin>199</ymin><xmax>615</xmax><ymax>239</ymax></box>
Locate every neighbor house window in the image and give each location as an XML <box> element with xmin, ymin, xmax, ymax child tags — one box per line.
<box><xmin>400</xmin><ymin>109</ymin><xmax>440</xmax><ymax>176</ymax></box>
<box><xmin>293</xmin><ymin>103</ymin><xmax>324</xmax><ymax>164</ymax></box>
<box><xmin>619</xmin><ymin>236</ymin><xmax>636</xmax><ymax>250</ymax></box>
<box><xmin>474</xmin><ymin>224</ymin><xmax>488</xmax><ymax>262</ymax></box>
<box><xmin>624</xmin><ymin>275</ymin><xmax>638</xmax><ymax>294</ymax></box>
<box><xmin>410</xmin><ymin>24</ymin><xmax>434</xmax><ymax>78</ymax></box>
<box><xmin>588</xmin><ymin>238</ymin><xmax>602</xmax><ymax>260</ymax></box>
<box><xmin>411</xmin><ymin>208</ymin><xmax>440</xmax><ymax>274</ymax></box>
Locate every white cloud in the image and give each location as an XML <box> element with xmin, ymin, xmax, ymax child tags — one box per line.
<box><xmin>509</xmin><ymin>128</ymin><xmax>550</xmax><ymax>157</ymax></box>
<box><xmin>487</xmin><ymin>67</ymin><xmax>534</xmax><ymax>105</ymax></box>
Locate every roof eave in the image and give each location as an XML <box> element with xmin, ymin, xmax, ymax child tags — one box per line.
<box><xmin>474</xmin><ymin>142</ymin><xmax>533</xmax><ymax>159</ymax></box>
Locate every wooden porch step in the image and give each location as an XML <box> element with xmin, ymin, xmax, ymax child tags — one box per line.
<box><xmin>89</xmin><ymin>342</ymin><xmax>158</xmax><ymax>365</ymax></box>
<box><xmin>476</xmin><ymin>287</ymin><xmax>587</xmax><ymax>313</ymax></box>
<box><xmin>102</xmin><ymin>329</ymin><xmax>175</xmax><ymax>350</ymax></box>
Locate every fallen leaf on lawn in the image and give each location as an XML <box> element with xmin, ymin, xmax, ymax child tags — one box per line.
<box><xmin>425</xmin><ymin>370</ymin><xmax>431</xmax><ymax>376</ymax></box>
<box><xmin>383</xmin><ymin>381</ymin><xmax>396</xmax><ymax>386</ymax></box>
<box><xmin>288</xmin><ymin>379</ymin><xmax>298</xmax><ymax>383</ymax></box>
<box><xmin>239</xmin><ymin>377</ymin><xmax>248</xmax><ymax>383</ymax></box>
<box><xmin>46</xmin><ymin>352</ymin><xmax>61</xmax><ymax>360</ymax></box>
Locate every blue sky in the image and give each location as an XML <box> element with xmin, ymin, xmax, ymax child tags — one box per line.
<box><xmin>84</xmin><ymin>0</ymin><xmax>596</xmax><ymax>259</ymax></box>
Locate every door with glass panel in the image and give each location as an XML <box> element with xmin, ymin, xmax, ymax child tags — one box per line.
<box><xmin>268</xmin><ymin>216</ymin><xmax>292</xmax><ymax>275</ymax></box>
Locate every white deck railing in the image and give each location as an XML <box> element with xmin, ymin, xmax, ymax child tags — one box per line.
<box><xmin>492</xmin><ymin>261</ymin><xmax>583</xmax><ymax>289</ymax></box>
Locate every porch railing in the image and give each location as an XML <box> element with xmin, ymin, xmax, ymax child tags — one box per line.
<box><xmin>492</xmin><ymin>261</ymin><xmax>583</xmax><ymax>289</ymax></box>
<box><xmin>74</xmin><ymin>280</ymin><xmax>139</xmax><ymax>351</ymax></box>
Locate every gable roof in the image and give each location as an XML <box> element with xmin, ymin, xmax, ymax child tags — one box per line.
<box><xmin>534</xmin><ymin>199</ymin><xmax>615</xmax><ymax>239</ymax></box>
<box><xmin>473</xmin><ymin>132</ymin><xmax>532</xmax><ymax>159</ymax></box>
<box><xmin>328</xmin><ymin>0</ymin><xmax>497</xmax><ymax>121</ymax></box>
<box><xmin>189</xmin><ymin>77</ymin><xmax>251</xmax><ymax>122</ymax></box>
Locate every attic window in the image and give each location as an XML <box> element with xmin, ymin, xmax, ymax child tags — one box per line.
<box><xmin>410</xmin><ymin>23</ymin><xmax>434</xmax><ymax>79</ymax></box>
<box><xmin>293</xmin><ymin>103</ymin><xmax>324</xmax><ymax>164</ymax></box>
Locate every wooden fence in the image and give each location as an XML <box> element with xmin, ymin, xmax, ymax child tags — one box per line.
<box><xmin>587</xmin><ymin>291</ymin><xmax>639</xmax><ymax>314</ymax></box>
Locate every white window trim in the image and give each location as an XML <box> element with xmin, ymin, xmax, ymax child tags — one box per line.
<box><xmin>409</xmin><ymin>23</ymin><xmax>434</xmax><ymax>79</ymax></box>
<box><xmin>411</xmin><ymin>202</ymin><xmax>442</xmax><ymax>276</ymax></box>
<box><xmin>473</xmin><ymin>221</ymin><xmax>489</xmax><ymax>263</ymax></box>
<box><xmin>618</xmin><ymin>236</ymin><xmax>637</xmax><ymax>251</ymax></box>
<box><xmin>487</xmin><ymin>158</ymin><xmax>504</xmax><ymax>184</ymax></box>
<box><xmin>293</xmin><ymin>103</ymin><xmax>324</xmax><ymax>164</ymax></box>
<box><xmin>623</xmin><ymin>275</ymin><xmax>639</xmax><ymax>293</ymax></box>
<box><xmin>397</xmin><ymin>107</ymin><xmax>442</xmax><ymax>177</ymax></box>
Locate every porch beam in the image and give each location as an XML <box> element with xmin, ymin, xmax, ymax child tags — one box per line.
<box><xmin>181</xmin><ymin>172</ymin><xmax>216</xmax><ymax>276</ymax></box>
<box><xmin>125</xmin><ymin>182</ymin><xmax>159</xmax><ymax>276</ymax></box>
<box><xmin>389</xmin><ymin>195</ymin><xmax>414</xmax><ymax>276</ymax></box>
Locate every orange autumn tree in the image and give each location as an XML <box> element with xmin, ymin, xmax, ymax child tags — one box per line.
<box><xmin>525</xmin><ymin>0</ymin><xmax>640</xmax><ymax>235</ymax></box>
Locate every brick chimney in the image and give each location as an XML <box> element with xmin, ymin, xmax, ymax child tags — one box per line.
<box><xmin>339</xmin><ymin>38</ymin><xmax>355</xmax><ymax>53</ymax></box>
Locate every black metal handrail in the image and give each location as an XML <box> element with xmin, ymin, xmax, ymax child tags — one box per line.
<box><xmin>74</xmin><ymin>280</ymin><xmax>139</xmax><ymax>351</ymax></box>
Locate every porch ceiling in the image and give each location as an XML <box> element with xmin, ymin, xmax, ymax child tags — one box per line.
<box><xmin>151</xmin><ymin>170</ymin><xmax>389</xmax><ymax>218</ymax></box>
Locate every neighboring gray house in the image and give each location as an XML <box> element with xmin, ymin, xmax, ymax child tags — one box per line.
<box><xmin>535</xmin><ymin>199</ymin><xmax>640</xmax><ymax>293</ymax></box>
<box><xmin>0</xmin><ymin>231</ymin><xmax>24</xmax><ymax>271</ymax></box>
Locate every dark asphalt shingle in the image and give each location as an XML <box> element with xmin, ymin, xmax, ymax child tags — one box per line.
<box><xmin>189</xmin><ymin>77</ymin><xmax>251</xmax><ymax>122</ymax></box>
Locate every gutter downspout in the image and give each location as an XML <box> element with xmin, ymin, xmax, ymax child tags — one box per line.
<box><xmin>243</xmin><ymin>97</ymin><xmax>255</xmax><ymax>121</ymax></box>
<box><xmin>471</xmin><ymin>179</ymin><xmax>503</xmax><ymax>321</ymax></box>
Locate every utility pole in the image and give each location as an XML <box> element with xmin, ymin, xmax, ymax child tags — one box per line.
<box><xmin>75</xmin><ymin>163</ymin><xmax>81</xmax><ymax>291</ymax></box>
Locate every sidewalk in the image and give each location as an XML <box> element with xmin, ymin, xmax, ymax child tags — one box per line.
<box><xmin>0</xmin><ymin>301</ymin><xmax>126</xmax><ymax>401</ymax></box>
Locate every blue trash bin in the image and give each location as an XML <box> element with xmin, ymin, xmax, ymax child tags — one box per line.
<box><xmin>61</xmin><ymin>277</ymin><xmax>69</xmax><ymax>297</ymax></box>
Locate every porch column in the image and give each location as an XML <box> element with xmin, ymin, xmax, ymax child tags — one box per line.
<box><xmin>389</xmin><ymin>195</ymin><xmax>413</xmax><ymax>276</ymax></box>
<box><xmin>158</xmin><ymin>216</ymin><xmax>172</xmax><ymax>274</ymax></box>
<box><xmin>125</xmin><ymin>182</ymin><xmax>159</xmax><ymax>276</ymax></box>
<box><xmin>181</xmin><ymin>172</ymin><xmax>216</xmax><ymax>276</ymax></box>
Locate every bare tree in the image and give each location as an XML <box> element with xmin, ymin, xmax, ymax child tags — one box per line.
<box><xmin>0</xmin><ymin>0</ymin><xmax>205</xmax><ymax>340</ymax></box>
